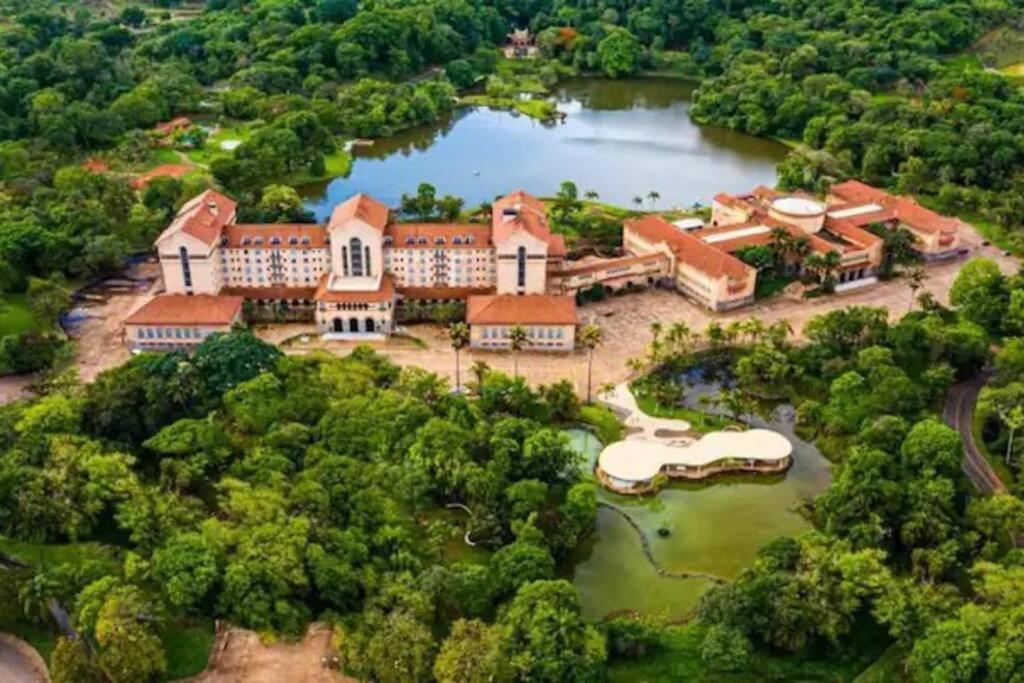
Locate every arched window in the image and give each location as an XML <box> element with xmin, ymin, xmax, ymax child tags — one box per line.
<box><xmin>180</xmin><ymin>246</ymin><xmax>192</xmax><ymax>288</ymax></box>
<box><xmin>350</xmin><ymin>237</ymin><xmax>363</xmax><ymax>276</ymax></box>
<box><xmin>517</xmin><ymin>246</ymin><xmax>526</xmax><ymax>288</ymax></box>
<box><xmin>341</xmin><ymin>246</ymin><xmax>349</xmax><ymax>276</ymax></box>
<box><xmin>364</xmin><ymin>245</ymin><xmax>372</xmax><ymax>277</ymax></box>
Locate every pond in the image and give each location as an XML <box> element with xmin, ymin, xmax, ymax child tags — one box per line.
<box><xmin>565</xmin><ymin>383</ymin><xmax>831</xmax><ymax>621</ymax></box>
<box><xmin>299</xmin><ymin>78</ymin><xmax>788</xmax><ymax>218</ymax></box>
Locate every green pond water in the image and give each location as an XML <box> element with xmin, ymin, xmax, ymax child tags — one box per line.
<box><xmin>565</xmin><ymin>402</ymin><xmax>832</xmax><ymax>621</ymax></box>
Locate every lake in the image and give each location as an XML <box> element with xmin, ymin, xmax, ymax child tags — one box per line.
<box><xmin>300</xmin><ymin>78</ymin><xmax>788</xmax><ymax>219</ymax></box>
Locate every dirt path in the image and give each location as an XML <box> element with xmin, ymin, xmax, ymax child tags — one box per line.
<box><xmin>0</xmin><ymin>634</ymin><xmax>49</xmax><ymax>683</ymax></box>
<box><xmin>186</xmin><ymin>623</ymin><xmax>356</xmax><ymax>683</ymax></box>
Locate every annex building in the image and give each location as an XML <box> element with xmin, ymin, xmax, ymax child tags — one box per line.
<box><xmin>127</xmin><ymin>181</ymin><xmax>964</xmax><ymax>351</ymax></box>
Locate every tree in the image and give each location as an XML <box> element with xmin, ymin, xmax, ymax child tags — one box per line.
<box><xmin>448</xmin><ymin>322</ymin><xmax>469</xmax><ymax>393</ymax></box>
<box><xmin>1000</xmin><ymin>405</ymin><xmax>1024</xmax><ymax>466</ymax></box>
<box><xmin>647</xmin><ymin>190</ymin><xmax>660</xmax><ymax>207</ymax></box>
<box><xmin>434</xmin><ymin>619</ymin><xmax>509</xmax><ymax>683</ymax></box>
<box><xmin>632</xmin><ymin>195</ymin><xmax>643</xmax><ymax>209</ymax></box>
<box><xmin>360</xmin><ymin>611</ymin><xmax>437</xmax><ymax>683</ymax></box>
<box><xmin>907</xmin><ymin>266</ymin><xmax>927</xmax><ymax>311</ymax></box>
<box><xmin>255</xmin><ymin>184</ymin><xmax>309</xmax><ymax>222</ymax></box>
<box><xmin>94</xmin><ymin>587</ymin><xmax>166</xmax><ymax>683</ymax></box>
<box><xmin>579</xmin><ymin>323</ymin><xmax>603</xmax><ymax>403</ymax></box>
<box><xmin>27</xmin><ymin>277</ymin><xmax>72</xmax><ymax>327</ymax></box>
<box><xmin>950</xmin><ymin>258</ymin><xmax>1008</xmax><ymax>334</ymax></box>
<box><xmin>191</xmin><ymin>330</ymin><xmax>282</xmax><ymax>400</ymax></box>
<box><xmin>489</xmin><ymin>540</ymin><xmax>555</xmax><ymax>597</ymax></box>
<box><xmin>51</xmin><ymin>637</ymin><xmax>102</xmax><ymax>683</ymax></box>
<box><xmin>597</xmin><ymin>29</ymin><xmax>642</xmax><ymax>78</ymax></box>
<box><xmin>508</xmin><ymin>325</ymin><xmax>528</xmax><ymax>380</ymax></box>
<box><xmin>497</xmin><ymin>580</ymin><xmax>606</xmax><ymax>681</ymax></box>
<box><xmin>153</xmin><ymin>532</ymin><xmax>219</xmax><ymax>611</ymax></box>
<box><xmin>701</xmin><ymin>624</ymin><xmax>751</xmax><ymax>672</ymax></box>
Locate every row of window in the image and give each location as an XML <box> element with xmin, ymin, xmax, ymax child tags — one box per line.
<box><xmin>481</xmin><ymin>326</ymin><xmax>566</xmax><ymax>340</ymax></box>
<box><xmin>137</xmin><ymin>326</ymin><xmax>214</xmax><ymax>340</ymax></box>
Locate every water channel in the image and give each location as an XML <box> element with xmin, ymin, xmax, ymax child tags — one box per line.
<box><xmin>300</xmin><ymin>78</ymin><xmax>788</xmax><ymax>218</ymax></box>
<box><xmin>566</xmin><ymin>374</ymin><xmax>832</xmax><ymax>621</ymax></box>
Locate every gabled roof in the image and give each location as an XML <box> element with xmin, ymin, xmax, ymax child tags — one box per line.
<box><xmin>829</xmin><ymin>180</ymin><xmax>959</xmax><ymax>235</ymax></box>
<box><xmin>626</xmin><ymin>215</ymin><xmax>753</xmax><ymax>280</ymax></box>
<box><xmin>329</xmin><ymin>193</ymin><xmax>390</xmax><ymax>231</ymax></box>
<box><xmin>156</xmin><ymin>189</ymin><xmax>237</xmax><ymax>247</ymax></box>
<box><xmin>124</xmin><ymin>294</ymin><xmax>242</xmax><ymax>326</ymax></box>
<box><xmin>466</xmin><ymin>294</ymin><xmax>577</xmax><ymax>325</ymax></box>
<box><xmin>224</xmin><ymin>224</ymin><xmax>328</xmax><ymax>249</ymax></box>
<box><xmin>491</xmin><ymin>190</ymin><xmax>564</xmax><ymax>254</ymax></box>
<box><xmin>314</xmin><ymin>273</ymin><xmax>394</xmax><ymax>303</ymax></box>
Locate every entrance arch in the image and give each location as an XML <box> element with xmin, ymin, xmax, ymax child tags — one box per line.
<box><xmin>333</xmin><ymin>317</ymin><xmax>343</xmax><ymax>332</ymax></box>
<box><xmin>348</xmin><ymin>318</ymin><xmax>359</xmax><ymax>333</ymax></box>
<box><xmin>365</xmin><ymin>318</ymin><xmax>375</xmax><ymax>333</ymax></box>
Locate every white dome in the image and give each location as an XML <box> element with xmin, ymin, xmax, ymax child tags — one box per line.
<box><xmin>771</xmin><ymin>196</ymin><xmax>826</xmax><ymax>217</ymax></box>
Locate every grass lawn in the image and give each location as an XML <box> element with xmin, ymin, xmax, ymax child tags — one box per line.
<box><xmin>755</xmin><ymin>273</ymin><xmax>795</xmax><ymax>300</ymax></box>
<box><xmin>0</xmin><ymin>534</ymin><xmax>121</xmax><ymax>573</ymax></box>
<box><xmin>852</xmin><ymin>644</ymin><xmax>908</xmax><ymax>682</ymax></box>
<box><xmin>0</xmin><ymin>295</ymin><xmax>40</xmax><ymax>337</ymax></box>
<box><xmin>632</xmin><ymin>391</ymin><xmax>738</xmax><ymax>434</ymax></box>
<box><xmin>580</xmin><ymin>403</ymin><xmax>624</xmax><ymax>444</ymax></box>
<box><xmin>162</xmin><ymin>617</ymin><xmax>215</xmax><ymax>681</ymax></box>
<box><xmin>182</xmin><ymin>121</ymin><xmax>259</xmax><ymax>167</ymax></box>
<box><xmin>459</xmin><ymin>94</ymin><xmax>557</xmax><ymax>120</ymax></box>
<box><xmin>609</xmin><ymin>622</ymin><xmax>890</xmax><ymax>683</ymax></box>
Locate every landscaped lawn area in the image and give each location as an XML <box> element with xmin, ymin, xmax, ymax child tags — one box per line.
<box><xmin>182</xmin><ymin>121</ymin><xmax>259</xmax><ymax>167</ymax></box>
<box><xmin>609</xmin><ymin>622</ymin><xmax>890</xmax><ymax>683</ymax></box>
<box><xmin>0</xmin><ymin>295</ymin><xmax>40</xmax><ymax>337</ymax></box>
<box><xmin>580</xmin><ymin>403</ymin><xmax>624</xmax><ymax>444</ymax></box>
<box><xmin>0</xmin><ymin>534</ymin><xmax>121</xmax><ymax>572</ymax></box>
<box><xmin>632</xmin><ymin>389</ymin><xmax>738</xmax><ymax>434</ymax></box>
<box><xmin>162</xmin><ymin>618</ymin><xmax>215</xmax><ymax>681</ymax></box>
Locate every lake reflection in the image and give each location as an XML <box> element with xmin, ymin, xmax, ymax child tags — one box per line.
<box><xmin>300</xmin><ymin>78</ymin><xmax>788</xmax><ymax>219</ymax></box>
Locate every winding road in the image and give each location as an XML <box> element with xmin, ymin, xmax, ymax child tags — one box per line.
<box><xmin>943</xmin><ymin>372</ymin><xmax>1008</xmax><ymax>495</ymax></box>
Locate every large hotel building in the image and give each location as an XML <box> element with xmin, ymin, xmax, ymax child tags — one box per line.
<box><xmin>125</xmin><ymin>181</ymin><xmax>962</xmax><ymax>351</ymax></box>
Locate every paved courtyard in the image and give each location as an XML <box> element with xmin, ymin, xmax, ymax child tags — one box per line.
<box><xmin>261</xmin><ymin>241</ymin><xmax>1016</xmax><ymax>394</ymax></box>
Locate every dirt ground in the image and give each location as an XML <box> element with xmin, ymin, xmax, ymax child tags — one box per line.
<box><xmin>186</xmin><ymin>623</ymin><xmax>356</xmax><ymax>683</ymax></box>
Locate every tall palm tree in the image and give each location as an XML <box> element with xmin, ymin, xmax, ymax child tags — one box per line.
<box><xmin>704</xmin><ymin>321</ymin><xmax>725</xmax><ymax>349</ymax></box>
<box><xmin>1003</xmin><ymin>405</ymin><xmax>1024</xmax><ymax>466</ymax></box>
<box><xmin>907</xmin><ymin>266</ymin><xmax>927</xmax><ymax>311</ymax></box>
<box><xmin>448</xmin><ymin>322</ymin><xmax>470</xmax><ymax>393</ymax></box>
<box><xmin>579</xmin><ymin>323</ymin><xmax>603</xmax><ymax>403</ymax></box>
<box><xmin>632</xmin><ymin>195</ymin><xmax>644</xmax><ymax>209</ymax></box>
<box><xmin>647</xmin><ymin>190</ymin><xmax>661</xmax><ymax>208</ymax></box>
<box><xmin>584</xmin><ymin>190</ymin><xmax>600</xmax><ymax>201</ymax></box>
<box><xmin>470</xmin><ymin>360</ymin><xmax>490</xmax><ymax>391</ymax></box>
<box><xmin>508</xmin><ymin>325</ymin><xmax>528</xmax><ymax>380</ymax></box>
<box><xmin>820</xmin><ymin>250</ymin><xmax>841</xmax><ymax>293</ymax></box>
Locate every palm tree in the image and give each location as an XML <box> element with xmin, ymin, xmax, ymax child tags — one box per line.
<box><xmin>632</xmin><ymin>195</ymin><xmax>644</xmax><ymax>209</ymax></box>
<box><xmin>1003</xmin><ymin>405</ymin><xmax>1024</xmax><ymax>466</ymax></box>
<box><xmin>470</xmin><ymin>360</ymin><xmax>490</xmax><ymax>392</ymax></box>
<box><xmin>647</xmin><ymin>190</ymin><xmax>661</xmax><ymax>208</ymax></box>
<box><xmin>819</xmin><ymin>251</ymin><xmax>841</xmax><ymax>293</ymax></box>
<box><xmin>907</xmin><ymin>266</ymin><xmax>927</xmax><ymax>311</ymax></box>
<box><xmin>508</xmin><ymin>325</ymin><xmax>528</xmax><ymax>380</ymax></box>
<box><xmin>584</xmin><ymin>189</ymin><xmax>600</xmax><ymax>201</ymax></box>
<box><xmin>704</xmin><ymin>321</ymin><xmax>725</xmax><ymax>349</ymax></box>
<box><xmin>579</xmin><ymin>323</ymin><xmax>603</xmax><ymax>403</ymax></box>
<box><xmin>448</xmin><ymin>322</ymin><xmax>470</xmax><ymax>393</ymax></box>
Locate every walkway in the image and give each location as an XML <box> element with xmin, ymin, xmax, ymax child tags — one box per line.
<box><xmin>0</xmin><ymin>634</ymin><xmax>49</xmax><ymax>683</ymax></box>
<box><xmin>601</xmin><ymin>382</ymin><xmax>691</xmax><ymax>435</ymax></box>
<box><xmin>943</xmin><ymin>372</ymin><xmax>1008</xmax><ymax>494</ymax></box>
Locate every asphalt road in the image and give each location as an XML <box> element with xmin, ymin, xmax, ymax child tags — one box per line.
<box><xmin>943</xmin><ymin>372</ymin><xmax>1008</xmax><ymax>495</ymax></box>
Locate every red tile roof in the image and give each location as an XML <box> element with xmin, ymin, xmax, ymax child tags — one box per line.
<box><xmin>384</xmin><ymin>223</ymin><xmax>492</xmax><ymax>248</ymax></box>
<box><xmin>329</xmin><ymin>193</ymin><xmax>390</xmax><ymax>231</ymax></box>
<box><xmin>829</xmin><ymin>180</ymin><xmax>959</xmax><ymax>235</ymax></box>
<box><xmin>314</xmin><ymin>273</ymin><xmax>395</xmax><ymax>303</ymax></box>
<box><xmin>491</xmin><ymin>190</ymin><xmax>566</xmax><ymax>256</ymax></box>
<box><xmin>153</xmin><ymin>117</ymin><xmax>193</xmax><ymax>136</ymax></box>
<box><xmin>124</xmin><ymin>294</ymin><xmax>243</xmax><ymax>326</ymax></box>
<box><xmin>626</xmin><ymin>215</ymin><xmax>753</xmax><ymax>280</ymax></box>
<box><xmin>558</xmin><ymin>253</ymin><xmax>666</xmax><ymax>277</ymax></box>
<box><xmin>158</xmin><ymin>189</ymin><xmax>237</xmax><ymax>247</ymax></box>
<box><xmin>466</xmin><ymin>294</ymin><xmax>577</xmax><ymax>325</ymax></box>
<box><xmin>223</xmin><ymin>224</ymin><xmax>328</xmax><ymax>249</ymax></box>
